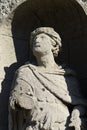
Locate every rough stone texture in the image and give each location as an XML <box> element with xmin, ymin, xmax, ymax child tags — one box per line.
<box><xmin>0</xmin><ymin>0</ymin><xmax>87</xmax><ymax>130</ymax></box>
<box><xmin>0</xmin><ymin>22</ymin><xmax>16</xmax><ymax>89</ymax></box>
<box><xmin>9</xmin><ymin>27</ymin><xmax>87</xmax><ymax>130</ymax></box>
<box><xmin>0</xmin><ymin>0</ymin><xmax>87</xmax><ymax>22</ymax></box>
<box><xmin>0</xmin><ymin>23</ymin><xmax>17</xmax><ymax>130</ymax></box>
<box><xmin>1</xmin><ymin>0</ymin><xmax>87</xmax><ymax>20</ymax></box>
<box><xmin>0</xmin><ymin>0</ymin><xmax>26</xmax><ymax>20</ymax></box>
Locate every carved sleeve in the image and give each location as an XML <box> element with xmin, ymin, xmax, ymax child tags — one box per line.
<box><xmin>9</xmin><ymin>68</ymin><xmax>37</xmax><ymax>110</ymax></box>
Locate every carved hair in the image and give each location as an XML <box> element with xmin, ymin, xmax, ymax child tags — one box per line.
<box><xmin>30</xmin><ymin>27</ymin><xmax>62</xmax><ymax>57</ymax></box>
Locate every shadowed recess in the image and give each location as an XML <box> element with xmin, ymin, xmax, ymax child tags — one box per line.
<box><xmin>12</xmin><ymin>0</ymin><xmax>87</xmax><ymax>95</ymax></box>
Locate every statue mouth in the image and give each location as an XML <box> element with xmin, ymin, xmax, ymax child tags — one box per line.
<box><xmin>34</xmin><ymin>45</ymin><xmax>40</xmax><ymax>47</ymax></box>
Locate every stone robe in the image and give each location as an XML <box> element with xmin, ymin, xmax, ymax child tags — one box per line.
<box><xmin>9</xmin><ymin>64</ymin><xmax>87</xmax><ymax>130</ymax></box>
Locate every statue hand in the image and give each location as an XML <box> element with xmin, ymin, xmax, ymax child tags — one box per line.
<box><xmin>69</xmin><ymin>109</ymin><xmax>81</xmax><ymax>130</ymax></box>
<box><xmin>30</xmin><ymin>106</ymin><xmax>53</xmax><ymax>130</ymax></box>
<box><xmin>69</xmin><ymin>118</ymin><xmax>81</xmax><ymax>130</ymax></box>
<box><xmin>9</xmin><ymin>96</ymin><xmax>17</xmax><ymax>110</ymax></box>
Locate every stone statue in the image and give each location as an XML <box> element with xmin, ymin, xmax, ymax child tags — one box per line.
<box><xmin>9</xmin><ymin>27</ymin><xmax>87</xmax><ymax>130</ymax></box>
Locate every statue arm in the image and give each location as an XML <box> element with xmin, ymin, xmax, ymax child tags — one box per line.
<box><xmin>69</xmin><ymin>105</ymin><xmax>86</xmax><ymax>130</ymax></box>
<box><xmin>9</xmin><ymin>69</ymin><xmax>37</xmax><ymax>110</ymax></box>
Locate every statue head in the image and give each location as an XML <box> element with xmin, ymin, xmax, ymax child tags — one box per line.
<box><xmin>30</xmin><ymin>27</ymin><xmax>62</xmax><ymax>57</ymax></box>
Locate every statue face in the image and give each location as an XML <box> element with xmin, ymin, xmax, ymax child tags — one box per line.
<box><xmin>32</xmin><ymin>33</ymin><xmax>53</xmax><ymax>56</ymax></box>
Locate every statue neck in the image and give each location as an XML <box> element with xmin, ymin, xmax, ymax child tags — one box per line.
<box><xmin>36</xmin><ymin>52</ymin><xmax>57</xmax><ymax>69</ymax></box>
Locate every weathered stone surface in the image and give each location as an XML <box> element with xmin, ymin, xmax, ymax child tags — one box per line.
<box><xmin>0</xmin><ymin>0</ymin><xmax>26</xmax><ymax>21</ymax></box>
<box><xmin>0</xmin><ymin>0</ymin><xmax>87</xmax><ymax>22</ymax></box>
<box><xmin>0</xmin><ymin>23</ymin><xmax>17</xmax><ymax>90</ymax></box>
<box><xmin>0</xmin><ymin>0</ymin><xmax>87</xmax><ymax>130</ymax></box>
<box><xmin>0</xmin><ymin>22</ymin><xmax>17</xmax><ymax>130</ymax></box>
<box><xmin>9</xmin><ymin>27</ymin><xmax>87</xmax><ymax>130</ymax></box>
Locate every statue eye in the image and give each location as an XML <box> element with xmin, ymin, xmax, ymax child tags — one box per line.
<box><xmin>41</xmin><ymin>36</ymin><xmax>44</xmax><ymax>39</ymax></box>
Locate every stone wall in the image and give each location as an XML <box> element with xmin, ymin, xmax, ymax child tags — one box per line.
<box><xmin>0</xmin><ymin>23</ymin><xmax>17</xmax><ymax>130</ymax></box>
<box><xmin>0</xmin><ymin>0</ymin><xmax>26</xmax><ymax>20</ymax></box>
<box><xmin>0</xmin><ymin>0</ymin><xmax>87</xmax><ymax>20</ymax></box>
<box><xmin>0</xmin><ymin>0</ymin><xmax>87</xmax><ymax>130</ymax></box>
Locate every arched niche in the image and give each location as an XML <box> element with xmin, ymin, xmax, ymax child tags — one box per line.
<box><xmin>12</xmin><ymin>0</ymin><xmax>87</xmax><ymax>94</ymax></box>
<box><xmin>0</xmin><ymin>0</ymin><xmax>87</xmax><ymax>130</ymax></box>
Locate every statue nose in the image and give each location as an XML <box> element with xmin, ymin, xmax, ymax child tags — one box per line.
<box><xmin>36</xmin><ymin>37</ymin><xmax>41</xmax><ymax>43</ymax></box>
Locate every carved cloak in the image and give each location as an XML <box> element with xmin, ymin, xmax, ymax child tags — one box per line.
<box><xmin>9</xmin><ymin>64</ymin><xmax>87</xmax><ymax>130</ymax></box>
